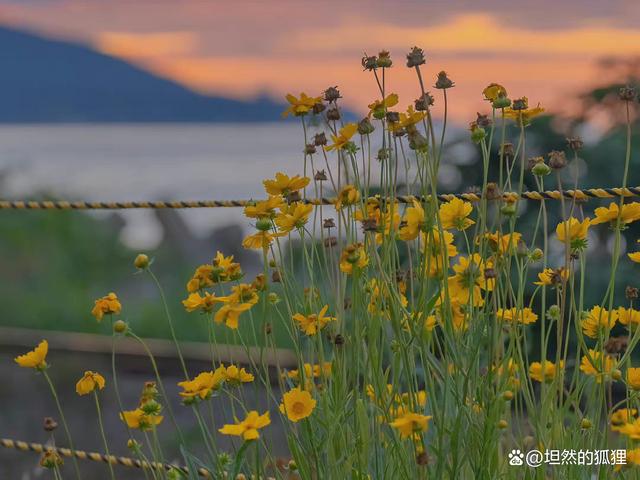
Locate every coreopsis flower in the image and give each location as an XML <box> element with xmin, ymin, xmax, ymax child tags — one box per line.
<box><xmin>591</xmin><ymin>202</ymin><xmax>640</xmax><ymax>226</ymax></box>
<box><xmin>629</xmin><ymin>251</ymin><xmax>640</xmax><ymax>263</ymax></box>
<box><xmin>120</xmin><ymin>408</ymin><xmax>164</xmax><ymax>431</ymax></box>
<box><xmin>275</xmin><ymin>202</ymin><xmax>313</xmax><ymax>233</ymax></box>
<box><xmin>492</xmin><ymin>358</ymin><xmax>521</xmax><ymax>390</ymax></box>
<box><xmin>219</xmin><ymin>411</ymin><xmax>270</xmax><ymax>441</ymax></box>
<box><xmin>212</xmin><ymin>251</ymin><xmax>243</xmax><ymax>282</ymax></box>
<box><xmin>282</xmin><ymin>93</ymin><xmax>323</xmax><ymax>118</ymax></box>
<box><xmin>367</xmin><ymin>278</ymin><xmax>408</xmax><ymax>316</ymax></box>
<box><xmin>368</xmin><ymin>93</ymin><xmax>399</xmax><ymax>119</ymax></box>
<box><xmin>182</xmin><ymin>292</ymin><xmax>220</xmax><ymax>313</ymax></box>
<box><xmin>279</xmin><ymin>387</ymin><xmax>316</xmax><ymax>422</ymax></box>
<box><xmin>428</xmin><ymin>299</ymin><xmax>468</xmax><ymax>333</ymax></box>
<box><xmin>620</xmin><ymin>419</ymin><xmax>640</xmax><ymax>440</ymax></box>
<box><xmin>534</xmin><ymin>267</ymin><xmax>569</xmax><ymax>286</ymax></box>
<box><xmin>335</xmin><ymin>184</ymin><xmax>361</xmax><ymax>210</ymax></box>
<box><xmin>398</xmin><ymin>200</ymin><xmax>425</xmax><ymax>241</ymax></box>
<box><xmin>581</xmin><ymin>306</ymin><xmax>618</xmax><ymax>339</ymax></box>
<box><xmin>220</xmin><ymin>364</ymin><xmax>254</xmax><ymax>385</ymax></box>
<box><xmin>214</xmin><ymin>303</ymin><xmax>253</xmax><ymax>329</ymax></box>
<box><xmin>91</xmin><ymin>292</ymin><xmax>121</xmax><ymax>322</ymax></box>
<box><xmin>263</xmin><ymin>173</ymin><xmax>310</xmax><ymax>196</ymax></box>
<box><xmin>503</xmin><ymin>97</ymin><xmax>544</xmax><ymax>126</ymax></box>
<box><xmin>627</xmin><ymin>368</ymin><xmax>640</xmax><ymax>390</ymax></box>
<box><xmin>40</xmin><ymin>450</ymin><xmax>64</xmax><ymax>469</ymax></box>
<box><xmin>75</xmin><ymin>371</ymin><xmax>106</xmax><ymax>396</ymax></box>
<box><xmin>242</xmin><ymin>230</ymin><xmax>282</xmax><ymax>250</ymax></box>
<box><xmin>14</xmin><ymin>340</ymin><xmax>48</xmax><ymax>369</ymax></box>
<box><xmin>420</xmin><ymin>228</ymin><xmax>458</xmax><ymax>277</ymax></box>
<box><xmin>178</xmin><ymin>370</ymin><xmax>225</xmax><ymax>401</ymax></box>
<box><xmin>618</xmin><ymin>307</ymin><xmax>640</xmax><ymax>328</ymax></box>
<box><xmin>484</xmin><ymin>231</ymin><xmax>522</xmax><ymax>255</ymax></box>
<box><xmin>529</xmin><ymin>360</ymin><xmax>563</xmax><ymax>383</ymax></box>
<box><xmin>339</xmin><ymin>243</ymin><xmax>369</xmax><ymax>274</ymax></box>
<box><xmin>439</xmin><ymin>197</ymin><xmax>475</xmax><ymax>231</ymax></box>
<box><xmin>292</xmin><ymin>305</ymin><xmax>336</xmax><ymax>335</ymax></box>
<box><xmin>497</xmin><ymin>307</ymin><xmax>538</xmax><ymax>325</ymax></box>
<box><xmin>388</xmin><ymin>105</ymin><xmax>427</xmax><ymax>133</ymax></box>
<box><xmin>244</xmin><ymin>195</ymin><xmax>285</xmax><ymax>219</ymax></box>
<box><xmin>611</xmin><ymin>408</ymin><xmax>637</xmax><ymax>432</ymax></box>
<box><xmin>355</xmin><ymin>199</ymin><xmax>400</xmax><ymax>243</ymax></box>
<box><xmin>555</xmin><ymin>217</ymin><xmax>591</xmax><ymax>249</ymax></box>
<box><xmin>580</xmin><ymin>349</ymin><xmax>617</xmax><ymax>383</ymax></box>
<box><xmin>324</xmin><ymin>123</ymin><xmax>358</xmax><ymax>151</ymax></box>
<box><xmin>482</xmin><ymin>83</ymin><xmax>507</xmax><ymax>102</ymax></box>
<box><xmin>286</xmin><ymin>363</ymin><xmax>332</xmax><ymax>388</ymax></box>
<box><xmin>222</xmin><ymin>283</ymin><xmax>260</xmax><ymax>306</ymax></box>
<box><xmin>186</xmin><ymin>264</ymin><xmax>215</xmax><ymax>292</ymax></box>
<box><xmin>447</xmin><ymin>254</ymin><xmax>493</xmax><ymax>307</ymax></box>
<box><xmin>389</xmin><ymin>412</ymin><xmax>432</xmax><ymax>439</ymax></box>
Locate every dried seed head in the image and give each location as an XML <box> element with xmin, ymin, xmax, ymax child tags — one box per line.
<box><xmin>362</xmin><ymin>54</ymin><xmax>378</xmax><ymax>71</ymax></box>
<box><xmin>326</xmin><ymin>106</ymin><xmax>341</xmax><ymax>121</ymax></box>
<box><xmin>476</xmin><ymin>112</ymin><xmax>492</xmax><ymax>128</ymax></box>
<box><xmin>511</xmin><ymin>97</ymin><xmax>529</xmax><ymax>111</ymax></box>
<box><xmin>324</xmin><ymin>86</ymin><xmax>341</xmax><ymax>103</ymax></box>
<box><xmin>324</xmin><ymin>236</ymin><xmax>338</xmax><ymax>248</ymax></box>
<box><xmin>361</xmin><ymin>217</ymin><xmax>378</xmax><ymax>232</ymax></box>
<box><xmin>40</xmin><ymin>451</ymin><xmax>63</xmax><ymax>469</ymax></box>
<box><xmin>408</xmin><ymin>130</ymin><xmax>428</xmax><ymax>151</ymax></box>
<box><xmin>626</xmin><ymin>286</ymin><xmax>639</xmax><ymax>300</ymax></box>
<box><xmin>484</xmin><ymin>268</ymin><xmax>497</xmax><ymax>279</ymax></box>
<box><xmin>604</xmin><ymin>336</ymin><xmax>628</xmax><ymax>355</ymax></box>
<box><xmin>500</xmin><ymin>142</ymin><xmax>515</xmax><ymax>159</ymax></box>
<box><xmin>566</xmin><ymin>136</ymin><xmax>584</xmax><ymax>151</ymax></box>
<box><xmin>43</xmin><ymin>417</ymin><xmax>58</xmax><ymax>432</ymax></box>
<box><xmin>323</xmin><ymin>218</ymin><xmax>335</xmax><ymax>229</ymax></box>
<box><xmin>264</xmin><ymin>323</ymin><xmax>272</xmax><ymax>335</ymax></box>
<box><xmin>416</xmin><ymin>452</ymin><xmax>429</xmax><ymax>466</ymax></box>
<box><xmin>435</xmin><ymin>71</ymin><xmax>454</xmax><ymax>89</ymax></box>
<box><xmin>376</xmin><ymin>50</ymin><xmax>392</xmax><ymax>68</ymax></box>
<box><xmin>377</xmin><ymin>148</ymin><xmax>390</xmax><ymax>161</ymax></box>
<box><xmin>406</xmin><ymin>46</ymin><xmax>426</xmax><ymax>68</ymax></box>
<box><xmin>358</xmin><ymin>117</ymin><xmax>375</xmax><ymax>135</ymax></box>
<box><xmin>334</xmin><ymin>333</ymin><xmax>344</xmax><ymax>346</ymax></box>
<box><xmin>313</xmin><ymin>132</ymin><xmax>328</xmax><ymax>146</ymax></box>
<box><xmin>312</xmin><ymin>102</ymin><xmax>326</xmax><ymax>115</ymax></box>
<box><xmin>271</xmin><ymin>270</ymin><xmax>281</xmax><ymax>283</ymax></box>
<box><xmin>484</xmin><ymin>182</ymin><xmax>502</xmax><ymax>200</ymax></box>
<box><xmin>314</xmin><ymin>169</ymin><xmax>327</xmax><ymax>181</ymax></box>
<box><xmin>619</xmin><ymin>85</ymin><xmax>637</xmax><ymax>102</ymax></box>
<box><xmin>304</xmin><ymin>144</ymin><xmax>317</xmax><ymax>155</ymax></box>
<box><xmin>548</xmin><ymin>150</ymin><xmax>567</xmax><ymax>169</ymax></box>
<box><xmin>286</xmin><ymin>191</ymin><xmax>301</xmax><ymax>203</ymax></box>
<box><xmin>415</xmin><ymin>92</ymin><xmax>434</xmax><ymax>111</ymax></box>
<box><xmin>386</xmin><ymin>111</ymin><xmax>400</xmax><ymax>123</ymax></box>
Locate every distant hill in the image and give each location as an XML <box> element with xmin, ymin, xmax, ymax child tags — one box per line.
<box><xmin>0</xmin><ymin>25</ymin><xmax>286</xmax><ymax>122</ymax></box>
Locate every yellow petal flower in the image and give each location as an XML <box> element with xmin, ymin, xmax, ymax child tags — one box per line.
<box><xmin>279</xmin><ymin>387</ymin><xmax>316</xmax><ymax>422</ymax></box>
<box><xmin>15</xmin><ymin>340</ymin><xmax>48</xmax><ymax>369</ymax></box>
<box><xmin>75</xmin><ymin>371</ymin><xmax>106</xmax><ymax>396</ymax></box>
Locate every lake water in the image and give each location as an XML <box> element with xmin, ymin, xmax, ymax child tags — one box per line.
<box><xmin>0</xmin><ymin>123</ymin><xmax>312</xmax><ymax>247</ymax></box>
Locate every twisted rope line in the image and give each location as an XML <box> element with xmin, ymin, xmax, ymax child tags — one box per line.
<box><xmin>1</xmin><ymin>186</ymin><xmax>639</xmax><ymax>210</ymax></box>
<box><xmin>0</xmin><ymin>437</ymin><xmax>211</xmax><ymax>477</ymax></box>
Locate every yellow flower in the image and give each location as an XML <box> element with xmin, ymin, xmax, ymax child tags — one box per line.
<box><xmin>243</xmin><ymin>195</ymin><xmax>285</xmax><ymax>219</ymax></box>
<box><xmin>279</xmin><ymin>387</ymin><xmax>316</xmax><ymax>422</ymax></box>
<box><xmin>292</xmin><ymin>305</ymin><xmax>336</xmax><ymax>335</ymax></box>
<box><xmin>446</xmin><ymin>254</ymin><xmax>493</xmax><ymax>307</ymax></box>
<box><xmin>75</xmin><ymin>371</ymin><xmax>106</xmax><ymax>396</ymax></box>
<box><xmin>224</xmin><ymin>283</ymin><xmax>260</xmax><ymax>305</ymax></box>
<box><xmin>398</xmin><ymin>200</ymin><xmax>425</xmax><ymax>241</ymax></box>
<box><xmin>263</xmin><ymin>172</ymin><xmax>310</xmax><ymax>196</ymax></box>
<box><xmin>420</xmin><ymin>228</ymin><xmax>458</xmax><ymax>277</ymax></box>
<box><xmin>555</xmin><ymin>217</ymin><xmax>590</xmax><ymax>248</ymax></box>
<box><xmin>627</xmin><ymin>368</ymin><xmax>640</xmax><ymax>390</ymax></box>
<box><xmin>324</xmin><ymin>123</ymin><xmax>358</xmax><ymax>151</ymax></box>
<box><xmin>484</xmin><ymin>231</ymin><xmax>522</xmax><ymax>255</ymax></box>
<box><xmin>529</xmin><ymin>360</ymin><xmax>563</xmax><ymax>383</ymax></box>
<box><xmin>581</xmin><ymin>306</ymin><xmax>618</xmax><ymax>339</ymax></box>
<box><xmin>629</xmin><ymin>251</ymin><xmax>640</xmax><ymax>263</ymax></box>
<box><xmin>178</xmin><ymin>370</ymin><xmax>225</xmax><ymax>400</ymax></box>
<box><xmin>534</xmin><ymin>267</ymin><xmax>568</xmax><ymax>286</ymax></box>
<box><xmin>439</xmin><ymin>197</ymin><xmax>475</xmax><ymax>231</ymax></box>
<box><xmin>389</xmin><ymin>412</ymin><xmax>432</xmax><ymax>439</ymax></box>
<box><xmin>389</xmin><ymin>105</ymin><xmax>427</xmax><ymax>132</ymax></box>
<box><xmin>282</xmin><ymin>93</ymin><xmax>322</xmax><ymax>118</ymax></box>
<box><xmin>580</xmin><ymin>349</ymin><xmax>616</xmax><ymax>383</ymax></box>
<box><xmin>611</xmin><ymin>408</ymin><xmax>637</xmax><ymax>432</ymax></box>
<box><xmin>242</xmin><ymin>230</ymin><xmax>281</xmax><ymax>250</ymax></box>
<box><xmin>620</xmin><ymin>419</ymin><xmax>640</xmax><ymax>440</ymax></box>
<box><xmin>368</xmin><ymin>93</ymin><xmax>399</xmax><ymax>118</ymax></box>
<box><xmin>186</xmin><ymin>264</ymin><xmax>214</xmax><ymax>292</ymax></box>
<box><xmin>211</xmin><ymin>251</ymin><xmax>243</xmax><ymax>282</ymax></box>
<box><xmin>120</xmin><ymin>408</ymin><xmax>163</xmax><ymax>431</ymax></box>
<box><xmin>286</xmin><ymin>362</ymin><xmax>332</xmax><ymax>384</ymax></box>
<box><xmin>497</xmin><ymin>307</ymin><xmax>538</xmax><ymax>325</ymax></box>
<box><xmin>482</xmin><ymin>83</ymin><xmax>507</xmax><ymax>102</ymax></box>
<box><xmin>503</xmin><ymin>98</ymin><xmax>544</xmax><ymax>125</ymax></box>
<box><xmin>618</xmin><ymin>307</ymin><xmax>640</xmax><ymax>328</ymax></box>
<box><xmin>221</xmin><ymin>364</ymin><xmax>254</xmax><ymax>385</ymax></box>
<box><xmin>219</xmin><ymin>411</ymin><xmax>270</xmax><ymax>441</ymax></box>
<box><xmin>335</xmin><ymin>184</ymin><xmax>361</xmax><ymax>210</ymax></box>
<box><xmin>339</xmin><ymin>243</ymin><xmax>369</xmax><ymax>274</ymax></box>
<box><xmin>91</xmin><ymin>292</ymin><xmax>121</xmax><ymax>322</ymax></box>
<box><xmin>214</xmin><ymin>303</ymin><xmax>253</xmax><ymax>329</ymax></box>
<box><xmin>591</xmin><ymin>202</ymin><xmax>640</xmax><ymax>226</ymax></box>
<box><xmin>182</xmin><ymin>292</ymin><xmax>221</xmax><ymax>313</ymax></box>
<box><xmin>275</xmin><ymin>202</ymin><xmax>313</xmax><ymax>233</ymax></box>
<box><xmin>14</xmin><ymin>340</ymin><xmax>48</xmax><ymax>369</ymax></box>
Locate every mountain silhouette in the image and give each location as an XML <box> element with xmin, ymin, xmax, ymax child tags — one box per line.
<box><xmin>0</xmin><ymin>25</ymin><xmax>285</xmax><ymax>122</ymax></box>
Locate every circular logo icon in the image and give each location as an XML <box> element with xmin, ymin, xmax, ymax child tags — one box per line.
<box><xmin>526</xmin><ymin>449</ymin><xmax>543</xmax><ymax>468</ymax></box>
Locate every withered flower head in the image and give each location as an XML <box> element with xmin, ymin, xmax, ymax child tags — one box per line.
<box><xmin>435</xmin><ymin>71</ymin><xmax>454</xmax><ymax>89</ymax></box>
<box><xmin>626</xmin><ymin>286</ymin><xmax>639</xmax><ymax>300</ymax></box>
<box><xmin>386</xmin><ymin>111</ymin><xmax>400</xmax><ymax>123</ymax></box>
<box><xmin>304</xmin><ymin>144</ymin><xmax>317</xmax><ymax>155</ymax></box>
<box><xmin>313</xmin><ymin>132</ymin><xmax>328</xmax><ymax>146</ymax></box>
<box><xmin>358</xmin><ymin>117</ymin><xmax>375</xmax><ymax>135</ymax></box>
<box><xmin>314</xmin><ymin>169</ymin><xmax>327</xmax><ymax>181</ymax></box>
<box><xmin>406</xmin><ymin>46</ymin><xmax>426</xmax><ymax>68</ymax></box>
<box><xmin>377</xmin><ymin>147</ymin><xmax>390</xmax><ymax>161</ymax></box>
<box><xmin>485</xmin><ymin>182</ymin><xmax>502</xmax><ymax>200</ymax></box>
<box><xmin>323</xmin><ymin>218</ymin><xmax>336</xmax><ymax>229</ymax></box>
<box><xmin>548</xmin><ymin>150</ymin><xmax>567</xmax><ymax>169</ymax></box>
<box><xmin>326</xmin><ymin>106</ymin><xmax>341</xmax><ymax>121</ymax></box>
<box><xmin>604</xmin><ymin>336</ymin><xmax>628</xmax><ymax>355</ymax></box>
<box><xmin>408</xmin><ymin>130</ymin><xmax>428</xmax><ymax>151</ymax></box>
<box><xmin>324</xmin><ymin>86</ymin><xmax>341</xmax><ymax>103</ymax></box>
<box><xmin>500</xmin><ymin>142</ymin><xmax>515</xmax><ymax>159</ymax></box>
<box><xmin>312</xmin><ymin>102</ymin><xmax>326</xmax><ymax>115</ymax></box>
<box><xmin>566</xmin><ymin>136</ymin><xmax>584</xmax><ymax>151</ymax></box>
<box><xmin>43</xmin><ymin>417</ymin><xmax>58</xmax><ymax>432</ymax></box>
<box><xmin>416</xmin><ymin>452</ymin><xmax>429</xmax><ymax>466</ymax></box>
<box><xmin>476</xmin><ymin>112</ymin><xmax>492</xmax><ymax>128</ymax></box>
<box><xmin>286</xmin><ymin>191</ymin><xmax>301</xmax><ymax>203</ymax></box>
<box><xmin>511</xmin><ymin>97</ymin><xmax>529</xmax><ymax>111</ymax></box>
<box><xmin>619</xmin><ymin>86</ymin><xmax>637</xmax><ymax>102</ymax></box>
<box><xmin>324</xmin><ymin>236</ymin><xmax>338</xmax><ymax>248</ymax></box>
<box><xmin>484</xmin><ymin>268</ymin><xmax>497</xmax><ymax>279</ymax></box>
<box><xmin>377</xmin><ymin>50</ymin><xmax>392</xmax><ymax>68</ymax></box>
<box><xmin>271</xmin><ymin>270</ymin><xmax>281</xmax><ymax>283</ymax></box>
<box><xmin>361</xmin><ymin>217</ymin><xmax>378</xmax><ymax>232</ymax></box>
<box><xmin>334</xmin><ymin>333</ymin><xmax>344</xmax><ymax>346</ymax></box>
<box><xmin>362</xmin><ymin>54</ymin><xmax>378</xmax><ymax>71</ymax></box>
<box><xmin>415</xmin><ymin>92</ymin><xmax>435</xmax><ymax>111</ymax></box>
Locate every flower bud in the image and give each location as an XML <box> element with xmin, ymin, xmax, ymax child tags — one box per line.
<box><xmin>406</xmin><ymin>46</ymin><xmax>426</xmax><ymax>67</ymax></box>
<box><xmin>314</xmin><ymin>169</ymin><xmax>327</xmax><ymax>181</ymax></box>
<box><xmin>612</xmin><ymin>369</ymin><xmax>623</xmax><ymax>381</ymax></box>
<box><xmin>361</xmin><ymin>55</ymin><xmax>377</xmax><ymax>71</ymax></box>
<box><xmin>434</xmin><ymin>71</ymin><xmax>454</xmax><ymax>89</ymax></box>
<box><xmin>113</xmin><ymin>320</ymin><xmax>128</xmax><ymax>334</ymax></box>
<box><xmin>326</xmin><ymin>107</ymin><xmax>341</xmax><ymax>121</ymax></box>
<box><xmin>497</xmin><ymin>419</ymin><xmax>508</xmax><ymax>429</ymax></box>
<box><xmin>127</xmin><ymin>439</ymin><xmax>141</xmax><ymax>450</ymax></box>
<box><xmin>358</xmin><ymin>117</ymin><xmax>375</xmax><ymax>135</ymax></box>
<box><xmin>566</xmin><ymin>136</ymin><xmax>584</xmax><ymax>151</ymax></box>
<box><xmin>626</xmin><ymin>286</ymin><xmax>639</xmax><ymax>300</ymax></box>
<box><xmin>492</xmin><ymin>95</ymin><xmax>511</xmax><ymax>109</ymax></box>
<box><xmin>581</xmin><ymin>418</ymin><xmax>592</xmax><ymax>429</ymax></box>
<box><xmin>43</xmin><ymin>417</ymin><xmax>58</xmax><ymax>432</ymax></box>
<box><xmin>548</xmin><ymin>150</ymin><xmax>567</xmax><ymax>169</ymax></box>
<box><xmin>267</xmin><ymin>292</ymin><xmax>280</xmax><ymax>304</ymax></box>
<box><xmin>470</xmin><ymin>125</ymin><xmax>486</xmax><ymax>143</ymax></box>
<box><xmin>313</xmin><ymin>132</ymin><xmax>327</xmax><ymax>146</ymax></box>
<box><xmin>503</xmin><ymin>390</ymin><xmax>514</xmax><ymax>401</ymax></box>
<box><xmin>255</xmin><ymin>218</ymin><xmax>272</xmax><ymax>232</ymax></box>
<box><xmin>511</xmin><ymin>97</ymin><xmax>528</xmax><ymax>111</ymax></box>
<box><xmin>501</xmin><ymin>203</ymin><xmax>517</xmax><ymax>216</ymax></box>
<box><xmin>40</xmin><ymin>451</ymin><xmax>63</xmax><ymax>469</ymax></box>
<box><xmin>619</xmin><ymin>86</ymin><xmax>637</xmax><ymax>102</ymax></box>
<box><xmin>304</xmin><ymin>144</ymin><xmax>317</xmax><ymax>155</ymax></box>
<box><xmin>324</xmin><ymin>86</ymin><xmax>341</xmax><ymax>103</ymax></box>
<box><xmin>530</xmin><ymin>248</ymin><xmax>544</xmax><ymax>262</ymax></box>
<box><xmin>415</xmin><ymin>93</ymin><xmax>434</xmax><ymax>111</ymax></box>
<box><xmin>376</xmin><ymin>50</ymin><xmax>392</xmax><ymax>68</ymax></box>
<box><xmin>134</xmin><ymin>254</ymin><xmax>150</xmax><ymax>269</ymax></box>
<box><xmin>532</xmin><ymin>161</ymin><xmax>551</xmax><ymax>176</ymax></box>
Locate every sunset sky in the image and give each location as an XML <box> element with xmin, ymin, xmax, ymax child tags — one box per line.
<box><xmin>1</xmin><ymin>1</ymin><xmax>640</xmax><ymax>123</ymax></box>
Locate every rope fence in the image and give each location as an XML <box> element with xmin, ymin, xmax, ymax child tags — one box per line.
<box><xmin>2</xmin><ymin>185</ymin><xmax>640</xmax><ymax>210</ymax></box>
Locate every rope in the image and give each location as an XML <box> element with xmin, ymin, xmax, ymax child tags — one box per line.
<box><xmin>2</xmin><ymin>186</ymin><xmax>640</xmax><ymax>210</ymax></box>
<box><xmin>0</xmin><ymin>437</ymin><xmax>211</xmax><ymax>477</ymax></box>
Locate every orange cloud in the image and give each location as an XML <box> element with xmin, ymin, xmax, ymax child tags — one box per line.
<box><xmin>95</xmin><ymin>31</ymin><xmax>198</xmax><ymax>58</ymax></box>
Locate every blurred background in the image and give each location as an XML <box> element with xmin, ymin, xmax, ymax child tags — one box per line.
<box><xmin>2</xmin><ymin>0</ymin><xmax>640</xmax><ymax>476</ymax></box>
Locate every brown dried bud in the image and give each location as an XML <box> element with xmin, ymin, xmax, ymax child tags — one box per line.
<box><xmin>271</xmin><ymin>270</ymin><xmax>281</xmax><ymax>283</ymax></box>
<box><xmin>334</xmin><ymin>334</ymin><xmax>344</xmax><ymax>346</ymax></box>
<box><xmin>386</xmin><ymin>111</ymin><xmax>400</xmax><ymax>123</ymax></box>
<box><xmin>314</xmin><ymin>169</ymin><xmax>327</xmax><ymax>181</ymax></box>
<box><xmin>408</xmin><ymin>130</ymin><xmax>428</xmax><ymax>151</ymax></box>
<box><xmin>264</xmin><ymin>323</ymin><xmax>272</xmax><ymax>335</ymax></box>
<box><xmin>377</xmin><ymin>148</ymin><xmax>390</xmax><ymax>161</ymax></box>
<box><xmin>313</xmin><ymin>132</ymin><xmax>327</xmax><ymax>146</ymax></box>
<box><xmin>361</xmin><ymin>218</ymin><xmax>378</xmax><ymax>232</ymax></box>
<box><xmin>434</xmin><ymin>71</ymin><xmax>454</xmax><ymax>89</ymax></box>
<box><xmin>485</xmin><ymin>182</ymin><xmax>502</xmax><ymax>200</ymax></box>
<box><xmin>362</xmin><ymin>55</ymin><xmax>378</xmax><ymax>71</ymax></box>
<box><xmin>324</xmin><ymin>236</ymin><xmax>338</xmax><ymax>248</ymax></box>
<box><xmin>304</xmin><ymin>144</ymin><xmax>317</xmax><ymax>155</ymax></box>
<box><xmin>484</xmin><ymin>268</ymin><xmax>497</xmax><ymax>279</ymax></box>
<box><xmin>619</xmin><ymin>86</ymin><xmax>637</xmax><ymax>102</ymax></box>
<box><xmin>548</xmin><ymin>150</ymin><xmax>567</xmax><ymax>169</ymax></box>
<box><xmin>326</xmin><ymin>107</ymin><xmax>341</xmax><ymax>121</ymax></box>
<box><xmin>566</xmin><ymin>136</ymin><xmax>584</xmax><ymax>151</ymax></box>
<box><xmin>43</xmin><ymin>417</ymin><xmax>58</xmax><ymax>432</ymax></box>
<box><xmin>358</xmin><ymin>117</ymin><xmax>375</xmax><ymax>135</ymax></box>
<box><xmin>416</xmin><ymin>452</ymin><xmax>429</xmax><ymax>466</ymax></box>
<box><xmin>476</xmin><ymin>112</ymin><xmax>492</xmax><ymax>128</ymax></box>
<box><xmin>377</xmin><ymin>50</ymin><xmax>392</xmax><ymax>68</ymax></box>
<box><xmin>323</xmin><ymin>218</ymin><xmax>335</xmax><ymax>229</ymax></box>
<box><xmin>511</xmin><ymin>97</ymin><xmax>529</xmax><ymax>111</ymax></box>
<box><xmin>324</xmin><ymin>86</ymin><xmax>341</xmax><ymax>103</ymax></box>
<box><xmin>286</xmin><ymin>191</ymin><xmax>301</xmax><ymax>203</ymax></box>
<box><xmin>626</xmin><ymin>286</ymin><xmax>639</xmax><ymax>300</ymax></box>
<box><xmin>312</xmin><ymin>102</ymin><xmax>326</xmax><ymax>115</ymax></box>
<box><xmin>344</xmin><ymin>298</ymin><xmax>352</xmax><ymax>309</ymax></box>
<box><xmin>604</xmin><ymin>336</ymin><xmax>628</xmax><ymax>355</ymax></box>
<box><xmin>406</xmin><ymin>46</ymin><xmax>426</xmax><ymax>68</ymax></box>
<box><xmin>528</xmin><ymin>156</ymin><xmax>544</xmax><ymax>170</ymax></box>
<box><xmin>500</xmin><ymin>142</ymin><xmax>514</xmax><ymax>159</ymax></box>
<box><xmin>415</xmin><ymin>93</ymin><xmax>434</xmax><ymax>111</ymax></box>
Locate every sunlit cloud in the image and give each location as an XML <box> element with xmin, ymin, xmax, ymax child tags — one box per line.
<box><xmin>95</xmin><ymin>31</ymin><xmax>198</xmax><ymax>58</ymax></box>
